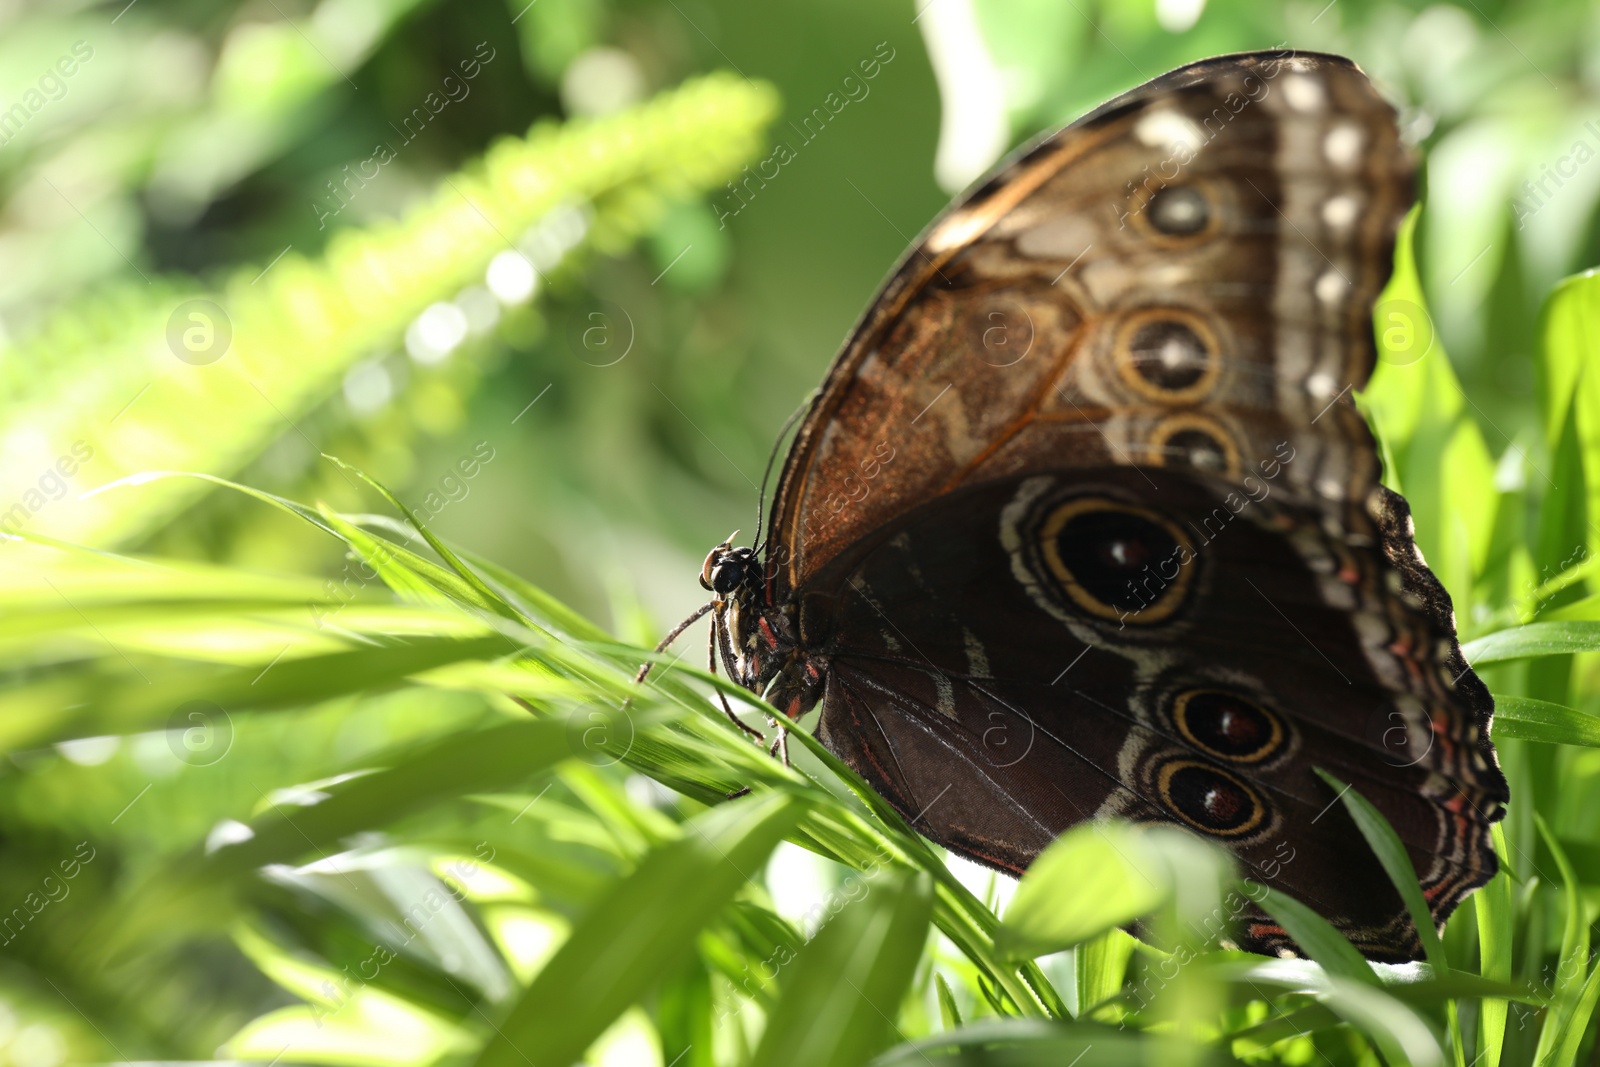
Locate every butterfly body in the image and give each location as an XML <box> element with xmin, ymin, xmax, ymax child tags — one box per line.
<box><xmin>703</xmin><ymin>49</ymin><xmax>1507</xmax><ymax>961</ymax></box>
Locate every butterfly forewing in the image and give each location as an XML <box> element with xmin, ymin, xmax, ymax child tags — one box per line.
<box><xmin>768</xmin><ymin>51</ymin><xmax>1405</xmax><ymax>597</ymax></box>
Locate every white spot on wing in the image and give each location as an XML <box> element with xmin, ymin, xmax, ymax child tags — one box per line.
<box><xmin>1307</xmin><ymin>372</ymin><xmax>1335</xmax><ymax>397</ymax></box>
<box><xmin>1016</xmin><ymin>215</ymin><xmax>1097</xmax><ymax>260</ymax></box>
<box><xmin>1315</xmin><ymin>270</ymin><xmax>1347</xmax><ymax>305</ymax></box>
<box><xmin>1282</xmin><ymin>74</ymin><xmax>1326</xmax><ymax>113</ymax></box>
<box><xmin>1324</xmin><ymin>123</ymin><xmax>1364</xmax><ymax>171</ymax></box>
<box><xmin>1134</xmin><ymin>108</ymin><xmax>1203</xmax><ymax>156</ymax></box>
<box><xmin>1322</xmin><ymin>195</ymin><xmax>1358</xmax><ymax>230</ymax></box>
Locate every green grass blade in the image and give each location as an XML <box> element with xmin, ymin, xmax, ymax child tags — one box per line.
<box><xmin>1314</xmin><ymin>769</ymin><xmax>1448</xmax><ymax>967</ymax></box>
<box><xmin>1533</xmin><ymin>816</ymin><xmax>1588</xmax><ymax>1063</ymax></box>
<box><xmin>471</xmin><ymin>793</ymin><xmax>804</xmax><ymax>1067</ymax></box>
<box><xmin>1462</xmin><ymin>621</ymin><xmax>1600</xmax><ymax>664</ymax></box>
<box><xmin>749</xmin><ymin>868</ymin><xmax>934</xmax><ymax>1067</ymax></box>
<box><xmin>1075</xmin><ymin>930</ymin><xmax>1134</xmax><ymax>1020</ymax></box>
<box><xmin>1475</xmin><ymin>825</ymin><xmax>1514</xmax><ymax>1067</ymax></box>
<box><xmin>1491</xmin><ymin>695</ymin><xmax>1600</xmax><ymax>746</ymax></box>
<box><xmin>201</xmin><ymin>718</ymin><xmax>587</xmax><ymax>875</ymax></box>
<box><xmin>323</xmin><ymin>455</ymin><xmax>529</xmax><ymax>627</ymax></box>
<box><xmin>1313</xmin><ymin>769</ymin><xmax>1464</xmax><ymax>1059</ymax></box>
<box><xmin>870</xmin><ymin>1020</ymin><xmax>1235</xmax><ymax>1065</ymax></box>
<box><xmin>1545</xmin><ymin>957</ymin><xmax>1600</xmax><ymax>1067</ymax></box>
<box><xmin>1247</xmin><ymin>883</ymin><xmax>1374</xmax><ymax>985</ymax></box>
<box><xmin>1320</xmin><ymin>977</ymin><xmax>1448</xmax><ymax>1067</ymax></box>
<box><xmin>935</xmin><ymin>972</ymin><xmax>963</xmax><ymax>1031</ymax></box>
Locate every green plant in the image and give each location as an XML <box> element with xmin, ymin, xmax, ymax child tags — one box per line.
<box><xmin>6</xmin><ymin>228</ymin><xmax>1600</xmax><ymax>1064</ymax></box>
<box><xmin>6</xmin><ymin>1</ymin><xmax>1600</xmax><ymax>1064</ymax></box>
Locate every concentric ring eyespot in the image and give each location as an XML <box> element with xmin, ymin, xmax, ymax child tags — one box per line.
<box><xmin>1034</xmin><ymin>496</ymin><xmax>1197</xmax><ymax>625</ymax></box>
<box><xmin>1156</xmin><ymin>759</ymin><xmax>1268</xmax><ymax>837</ymax></box>
<box><xmin>1112</xmin><ymin>309</ymin><xmax>1222</xmax><ymax>403</ymax></box>
<box><xmin>1171</xmin><ymin>689</ymin><xmax>1287</xmax><ymax>764</ymax></box>
<box><xmin>1149</xmin><ymin>414</ymin><xmax>1240</xmax><ymax>477</ymax></box>
<box><xmin>1128</xmin><ymin>180</ymin><xmax>1222</xmax><ymax>244</ymax></box>
<box><xmin>1147</xmin><ymin>185</ymin><xmax>1210</xmax><ymax>236</ymax></box>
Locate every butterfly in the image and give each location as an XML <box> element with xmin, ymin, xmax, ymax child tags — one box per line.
<box><xmin>676</xmin><ymin>49</ymin><xmax>1508</xmax><ymax>962</ymax></box>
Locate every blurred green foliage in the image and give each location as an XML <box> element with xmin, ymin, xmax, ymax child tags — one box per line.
<box><xmin>4</xmin><ymin>0</ymin><xmax>1600</xmax><ymax>1065</ymax></box>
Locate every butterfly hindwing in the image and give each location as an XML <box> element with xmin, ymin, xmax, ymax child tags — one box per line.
<box><xmin>798</xmin><ymin>465</ymin><xmax>1500</xmax><ymax>960</ymax></box>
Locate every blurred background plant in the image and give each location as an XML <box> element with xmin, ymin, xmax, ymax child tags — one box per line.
<box><xmin>3</xmin><ymin>0</ymin><xmax>1600</xmax><ymax>1064</ymax></box>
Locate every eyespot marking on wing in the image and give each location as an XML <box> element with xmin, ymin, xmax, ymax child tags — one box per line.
<box><xmin>1156</xmin><ymin>759</ymin><xmax>1269</xmax><ymax>837</ymax></box>
<box><xmin>1148</xmin><ymin>413</ymin><xmax>1240</xmax><ymax>476</ymax></box>
<box><xmin>1113</xmin><ymin>309</ymin><xmax>1221</xmax><ymax>403</ymax></box>
<box><xmin>1170</xmin><ymin>689</ymin><xmax>1288</xmax><ymax>764</ymax></box>
<box><xmin>1026</xmin><ymin>495</ymin><xmax>1197</xmax><ymax>625</ymax></box>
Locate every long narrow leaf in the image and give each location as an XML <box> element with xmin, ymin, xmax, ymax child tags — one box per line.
<box><xmin>749</xmin><ymin>868</ymin><xmax>934</xmax><ymax>1067</ymax></box>
<box><xmin>471</xmin><ymin>793</ymin><xmax>804</xmax><ymax>1067</ymax></box>
<box><xmin>1492</xmin><ymin>695</ymin><xmax>1600</xmax><ymax>747</ymax></box>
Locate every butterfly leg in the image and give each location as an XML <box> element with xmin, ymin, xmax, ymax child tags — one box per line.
<box><xmin>767</xmin><ymin>724</ymin><xmax>790</xmax><ymax>767</ymax></box>
<box><xmin>708</xmin><ymin>610</ymin><xmax>765</xmax><ymax>743</ymax></box>
<box><xmin>709</xmin><ymin>606</ymin><xmax>792</xmax><ymax>766</ymax></box>
<box><xmin>632</xmin><ymin>600</ymin><xmax>715</xmax><ymax>686</ymax></box>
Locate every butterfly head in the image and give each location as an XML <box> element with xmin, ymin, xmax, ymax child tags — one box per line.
<box><xmin>700</xmin><ymin>535</ymin><xmax>760</xmax><ymax>598</ymax></box>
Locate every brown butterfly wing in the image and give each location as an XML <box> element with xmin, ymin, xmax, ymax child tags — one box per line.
<box><xmin>758</xmin><ymin>50</ymin><xmax>1507</xmax><ymax>959</ymax></box>
<box><xmin>766</xmin><ymin>50</ymin><xmax>1404</xmax><ymax>601</ymax></box>
<box><xmin>799</xmin><ymin>467</ymin><xmax>1502</xmax><ymax>960</ymax></box>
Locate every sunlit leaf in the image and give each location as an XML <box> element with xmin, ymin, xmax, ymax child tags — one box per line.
<box><xmin>1492</xmin><ymin>695</ymin><xmax>1600</xmax><ymax>747</ymax></box>
<box><xmin>472</xmin><ymin>793</ymin><xmax>804</xmax><ymax>1067</ymax></box>
<box><xmin>749</xmin><ymin>867</ymin><xmax>934</xmax><ymax>1067</ymax></box>
<box><xmin>1462</xmin><ymin>621</ymin><xmax>1600</xmax><ymax>664</ymax></box>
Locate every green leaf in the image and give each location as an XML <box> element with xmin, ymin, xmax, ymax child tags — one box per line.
<box><xmin>749</xmin><ymin>867</ymin><xmax>934</xmax><ymax>1067</ymax></box>
<box><xmin>1313</xmin><ymin>769</ymin><xmax>1447</xmax><ymax>968</ymax></box>
<box><xmin>1533</xmin><ymin>816</ymin><xmax>1589</xmax><ymax>1064</ymax></box>
<box><xmin>10</xmin><ymin>73</ymin><xmax>782</xmax><ymax>548</ymax></box>
<box><xmin>1491</xmin><ymin>695</ymin><xmax>1600</xmax><ymax>746</ymax></box>
<box><xmin>1233</xmin><ymin>961</ymin><xmax>1447</xmax><ymax>1066</ymax></box>
<box><xmin>995</xmin><ymin>822</ymin><xmax>1218</xmax><ymax>960</ymax></box>
<box><xmin>935</xmin><ymin>972</ymin><xmax>963</xmax><ymax>1031</ymax></box>
<box><xmin>1314</xmin><ymin>977</ymin><xmax>1448</xmax><ymax>1067</ymax></box>
<box><xmin>323</xmin><ymin>456</ymin><xmax>529</xmax><ymax>628</ymax></box>
<box><xmin>1475</xmin><ymin>826</ymin><xmax>1514</xmax><ymax>1067</ymax></box>
<box><xmin>870</xmin><ymin>1020</ymin><xmax>1236</xmax><ymax>1066</ymax></box>
<box><xmin>472</xmin><ymin>792</ymin><xmax>804</xmax><ymax>1067</ymax></box>
<box><xmin>1537</xmin><ymin>271</ymin><xmax>1600</xmax><ymax>562</ymax></box>
<box><xmin>202</xmin><ymin>719</ymin><xmax>585</xmax><ymax>875</ymax></box>
<box><xmin>1073</xmin><ymin>929</ymin><xmax>1134</xmax><ymax>1019</ymax></box>
<box><xmin>1246</xmin><ymin>883</ymin><xmax>1374</xmax><ymax>985</ymax></box>
<box><xmin>1546</xmin><ymin>957</ymin><xmax>1600</xmax><ymax>1067</ymax></box>
<box><xmin>1463</xmin><ymin>621</ymin><xmax>1600</xmax><ymax>664</ymax></box>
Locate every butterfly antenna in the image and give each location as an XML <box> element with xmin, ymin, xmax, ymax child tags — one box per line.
<box><xmin>752</xmin><ymin>392</ymin><xmax>816</xmax><ymax>553</ymax></box>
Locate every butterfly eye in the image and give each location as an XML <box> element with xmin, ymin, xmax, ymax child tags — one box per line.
<box><xmin>1147</xmin><ymin>185</ymin><xmax>1210</xmax><ymax>236</ymax></box>
<box><xmin>1171</xmin><ymin>690</ymin><xmax>1286</xmax><ymax>763</ymax></box>
<box><xmin>1034</xmin><ymin>497</ymin><xmax>1196</xmax><ymax>624</ymax></box>
<box><xmin>711</xmin><ymin>560</ymin><xmax>746</xmax><ymax>595</ymax></box>
<box><xmin>1156</xmin><ymin>760</ymin><xmax>1268</xmax><ymax>837</ymax></box>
